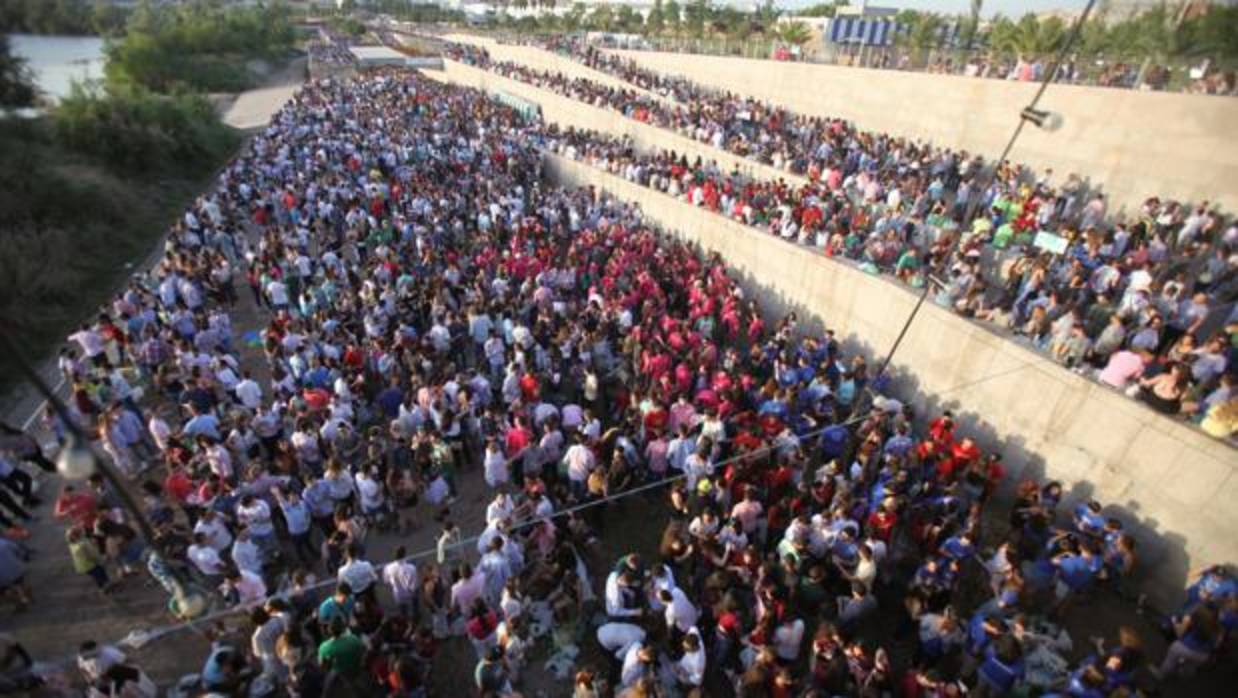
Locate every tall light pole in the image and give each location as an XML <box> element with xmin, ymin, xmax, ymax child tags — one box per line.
<box><xmin>874</xmin><ymin>0</ymin><xmax>1099</xmax><ymax>381</ymax></box>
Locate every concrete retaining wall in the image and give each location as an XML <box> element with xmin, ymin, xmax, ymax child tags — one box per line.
<box><xmin>429</xmin><ymin>59</ymin><xmax>802</xmax><ymax>185</ymax></box>
<box><xmin>441</xmin><ymin>33</ymin><xmax>674</xmax><ymax>106</ymax></box>
<box><xmin>604</xmin><ymin>49</ymin><xmax>1238</xmax><ymax>214</ymax></box>
<box><xmin>544</xmin><ymin>151</ymin><xmax>1237</xmax><ymax>604</ymax></box>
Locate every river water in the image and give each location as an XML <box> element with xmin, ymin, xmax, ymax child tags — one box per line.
<box><xmin>8</xmin><ymin>34</ymin><xmax>106</xmax><ymax>101</ymax></box>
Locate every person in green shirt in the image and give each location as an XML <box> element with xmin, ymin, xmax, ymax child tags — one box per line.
<box><xmin>67</xmin><ymin>526</ymin><xmax>112</xmax><ymax>593</ymax></box>
<box><xmin>317</xmin><ymin>617</ymin><xmax>365</xmax><ymax>679</ymax></box>
<box><xmin>992</xmin><ymin>222</ymin><xmax>1015</xmax><ymax>249</ymax></box>
<box><xmin>895</xmin><ymin>249</ymin><xmax>920</xmax><ymax>281</ymax></box>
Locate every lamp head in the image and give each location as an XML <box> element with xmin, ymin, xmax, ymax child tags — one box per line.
<box><xmin>56</xmin><ymin>437</ymin><xmax>97</xmax><ymax>480</ymax></box>
<box><xmin>1020</xmin><ymin>107</ymin><xmax>1063</xmax><ymax>132</ymax></box>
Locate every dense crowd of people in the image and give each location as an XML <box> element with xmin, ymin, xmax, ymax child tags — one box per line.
<box><xmin>0</xmin><ymin>56</ymin><xmax>1234</xmax><ymax>698</ymax></box>
<box><xmin>444</xmin><ymin>40</ymin><xmax>1238</xmax><ymax>439</ymax></box>
<box><xmin>510</xmin><ymin>33</ymin><xmax>1237</xmax><ymax>97</ymax></box>
<box><xmin>307</xmin><ymin>30</ymin><xmax>360</xmax><ymax>77</ymax></box>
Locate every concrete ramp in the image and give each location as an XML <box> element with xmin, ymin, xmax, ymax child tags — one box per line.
<box><xmin>223</xmin><ymin>84</ymin><xmax>300</xmax><ymax>130</ymax></box>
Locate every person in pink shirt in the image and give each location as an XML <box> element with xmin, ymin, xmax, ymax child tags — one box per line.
<box><xmin>731</xmin><ymin>487</ymin><xmax>765</xmax><ymax>540</ymax></box>
<box><xmin>645</xmin><ymin>435</ymin><xmax>670</xmax><ymax>478</ymax></box>
<box><xmin>1098</xmin><ymin>349</ymin><xmax>1150</xmax><ymax>390</ymax></box>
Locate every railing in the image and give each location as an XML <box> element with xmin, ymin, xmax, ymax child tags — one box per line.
<box><xmin>471</xmin><ymin>29</ymin><xmax>1238</xmax><ymax>97</ymax></box>
<box><xmin>609</xmin><ymin>35</ymin><xmax>1238</xmax><ymax>96</ymax></box>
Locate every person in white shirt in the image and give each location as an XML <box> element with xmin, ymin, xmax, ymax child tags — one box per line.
<box><xmin>674</xmin><ymin>629</ymin><xmax>706</xmax><ymax>688</ymax></box>
<box><xmin>147</xmin><ymin>411</ymin><xmax>173</xmax><ymax>454</ymax></box>
<box><xmin>383</xmin><ymin>547</ymin><xmax>418</xmax><ymax>616</ymax></box>
<box><xmin>659</xmin><ymin>587</ymin><xmax>699</xmax><ymax>637</ymax></box>
<box><xmin>266</xmin><ymin>279</ymin><xmax>288</xmax><ymax>309</ymax></box>
<box><xmin>604</xmin><ymin>570</ymin><xmax>644</xmax><ymax>621</ymax></box>
<box><xmin>848</xmin><ymin>543</ymin><xmax>878</xmax><ymax>593</ymax></box>
<box><xmin>482</xmin><ymin>439</ymin><xmax>508</xmax><ymax>489</ymax></box>
<box><xmin>231</xmin><ymin>528</ymin><xmax>264</xmax><ymax>576</ymax></box>
<box><xmin>337</xmin><ymin>545</ymin><xmax>377</xmax><ymax>596</ymax></box>
<box><xmin>647</xmin><ymin>564</ymin><xmax>677</xmax><ymax>612</ymax></box>
<box><xmin>479</xmin><ymin>537</ymin><xmax>513</xmax><ymax>607</ymax></box>
<box><xmin>354</xmin><ymin>467</ymin><xmax>385</xmax><ymax>518</ymax></box>
<box><xmin>485</xmin><ymin>493</ymin><xmax>514</xmax><ymax>527</ymax></box>
<box><xmin>683</xmin><ymin>446</ymin><xmax>713</xmax><ymax>491</ymax></box>
<box><xmin>773</xmin><ymin>617</ymin><xmax>806</xmax><ymax>662</ymax></box>
<box><xmin>235</xmin><ymin>495</ymin><xmax>274</xmax><ymax>550</ymax></box>
<box><xmin>193</xmin><ymin>511</ymin><xmax>232</xmax><ymax>551</ymax></box>
<box><xmin>223</xmin><ymin>568</ymin><xmax>267</xmax><ymax>606</ymax></box>
<box><xmin>620</xmin><ymin>643</ymin><xmax>655</xmax><ymax>689</ymax></box>
<box><xmin>68</xmin><ymin>325</ymin><xmax>104</xmax><ymax>360</ymax></box>
<box><xmin>234</xmin><ymin>372</ymin><xmax>262</xmax><ymax>410</ymax></box>
<box><xmin>562</xmin><ymin>435</ymin><xmax>594</xmax><ymax>498</ymax></box>
<box><xmin>187</xmin><ymin>533</ymin><xmax>227</xmax><ymax>578</ymax></box>
<box><xmin>596</xmin><ymin>622</ymin><xmax>646</xmax><ymax>660</ymax></box>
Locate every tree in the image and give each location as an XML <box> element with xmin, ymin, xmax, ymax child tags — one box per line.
<box><xmin>795</xmin><ymin>1</ymin><xmax>845</xmax><ymax>18</ymax></box>
<box><xmin>615</xmin><ymin>5</ymin><xmax>641</xmax><ymax>33</ymax></box>
<box><xmin>663</xmin><ymin>0</ymin><xmax>682</xmax><ymax>33</ymax></box>
<box><xmin>563</xmin><ymin>3</ymin><xmax>586</xmax><ymax>31</ymax></box>
<box><xmin>963</xmin><ymin>0</ymin><xmax>983</xmax><ymax>50</ymax></box>
<box><xmin>1181</xmin><ymin>6</ymin><xmax>1238</xmax><ymax>59</ymax></box>
<box><xmin>778</xmin><ymin>21</ymin><xmax>813</xmax><ymax>47</ymax></box>
<box><xmin>685</xmin><ymin>0</ymin><xmax>708</xmax><ymax>38</ymax></box>
<box><xmin>988</xmin><ymin>13</ymin><xmax>1065</xmax><ymax>57</ymax></box>
<box><xmin>896</xmin><ymin>11</ymin><xmax>946</xmax><ymax>51</ymax></box>
<box><xmin>588</xmin><ymin>4</ymin><xmax>615</xmax><ymax>32</ymax></box>
<box><xmin>91</xmin><ymin>0</ymin><xmax>126</xmax><ymax>36</ymax></box>
<box><xmin>0</xmin><ymin>35</ymin><xmax>36</xmax><ymax>109</ymax></box>
<box><xmin>647</xmin><ymin>0</ymin><xmax>665</xmax><ymax>35</ymax></box>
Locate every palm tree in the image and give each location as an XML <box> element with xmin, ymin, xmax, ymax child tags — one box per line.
<box><xmin>988</xmin><ymin>14</ymin><xmax>1064</xmax><ymax>58</ymax></box>
<box><xmin>778</xmin><ymin>21</ymin><xmax>813</xmax><ymax>47</ymax></box>
<box><xmin>964</xmin><ymin>0</ymin><xmax>983</xmax><ymax>50</ymax></box>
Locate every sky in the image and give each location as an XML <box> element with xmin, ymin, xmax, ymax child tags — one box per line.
<box><xmin>778</xmin><ymin>0</ymin><xmax>1091</xmax><ymax>18</ymax></box>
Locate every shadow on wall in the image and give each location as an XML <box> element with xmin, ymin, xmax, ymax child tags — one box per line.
<box><xmin>549</xmin><ymin>163</ymin><xmax>1192</xmax><ymax>609</ymax></box>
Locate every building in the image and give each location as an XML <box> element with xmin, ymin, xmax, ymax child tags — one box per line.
<box><xmin>349</xmin><ymin>45</ymin><xmax>408</xmax><ymax>66</ymax></box>
<box><xmin>825</xmin><ymin>2</ymin><xmax>902</xmax><ymax>48</ymax></box>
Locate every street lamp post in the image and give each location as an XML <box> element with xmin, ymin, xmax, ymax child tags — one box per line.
<box><xmin>0</xmin><ymin>328</ymin><xmax>206</xmax><ymax>620</ymax></box>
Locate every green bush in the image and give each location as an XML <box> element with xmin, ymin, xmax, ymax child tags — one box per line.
<box><xmin>53</xmin><ymin>83</ymin><xmax>239</xmax><ymax>174</ymax></box>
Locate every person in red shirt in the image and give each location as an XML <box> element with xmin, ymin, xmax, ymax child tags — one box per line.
<box><xmin>54</xmin><ymin>484</ymin><xmax>99</xmax><ymax>529</ymax></box>
<box><xmin>518</xmin><ymin>373</ymin><xmax>539</xmax><ymax>402</ymax></box>
<box><xmin>163</xmin><ymin>467</ymin><xmax>194</xmax><ymax>505</ymax></box>
<box><xmin>937</xmin><ymin>437</ymin><xmax>981</xmax><ymax>482</ymax></box>
<box><xmin>867</xmin><ymin>501</ymin><xmax>899</xmax><ymax>543</ymax></box>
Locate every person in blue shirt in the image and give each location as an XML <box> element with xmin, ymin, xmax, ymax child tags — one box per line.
<box><xmin>316</xmin><ymin>582</ymin><xmax>355</xmax><ymax>631</ymax></box>
<box><xmin>1053</xmin><ymin>542</ymin><xmax>1101</xmax><ymax>615</ymax></box>
<box><xmin>200</xmin><ymin>642</ymin><xmax>254</xmax><ymax>693</ymax></box>
<box><xmin>1072</xmin><ymin>500</ymin><xmax>1106</xmax><ymax>540</ymax></box>
<box><xmin>939</xmin><ymin>532</ymin><xmax>976</xmax><ymax>564</ymax></box>
<box><xmin>758</xmin><ymin>394</ymin><xmax>788</xmax><ymax>419</ymax></box>
<box><xmin>883</xmin><ymin>423</ymin><xmax>914</xmax><ymax>458</ymax></box>
<box><xmin>1045</xmin><ymin>663</ymin><xmax>1108</xmax><ymax>698</ymax></box>
<box><xmin>1150</xmin><ymin>605</ymin><xmax>1223</xmax><ymax>681</ymax></box>
<box><xmin>182</xmin><ymin>404</ymin><xmax>221</xmax><ymax>441</ymax></box>
<box><xmin>977</xmin><ymin>633</ymin><xmax>1025</xmax><ymax>695</ymax></box>
<box><xmin>817</xmin><ymin>423</ymin><xmax>849</xmax><ymax>462</ymax></box>
<box><xmin>1180</xmin><ymin>565</ymin><xmax>1236</xmax><ymax>616</ymax></box>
